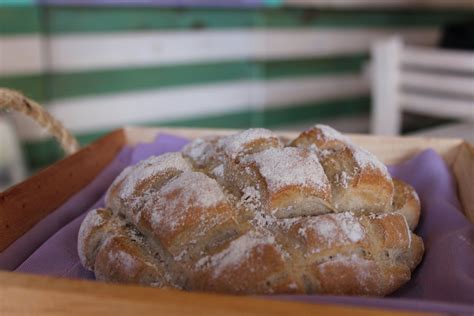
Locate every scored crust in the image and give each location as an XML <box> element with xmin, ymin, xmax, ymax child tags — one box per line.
<box><xmin>391</xmin><ymin>179</ymin><xmax>421</xmax><ymax>230</ymax></box>
<box><xmin>78</xmin><ymin>125</ymin><xmax>423</xmax><ymax>296</ymax></box>
<box><xmin>291</xmin><ymin>125</ymin><xmax>394</xmax><ymax>214</ymax></box>
<box><xmin>234</xmin><ymin>147</ymin><xmax>333</xmax><ymax>218</ymax></box>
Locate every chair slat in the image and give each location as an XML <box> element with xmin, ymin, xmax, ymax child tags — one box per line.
<box><xmin>402</xmin><ymin>47</ymin><xmax>474</xmax><ymax>72</ymax></box>
<box><xmin>400</xmin><ymin>92</ymin><xmax>474</xmax><ymax>120</ymax></box>
<box><xmin>401</xmin><ymin>70</ymin><xmax>474</xmax><ymax>97</ymax></box>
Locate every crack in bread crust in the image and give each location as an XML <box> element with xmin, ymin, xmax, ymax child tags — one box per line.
<box><xmin>78</xmin><ymin>125</ymin><xmax>423</xmax><ymax>296</ymax></box>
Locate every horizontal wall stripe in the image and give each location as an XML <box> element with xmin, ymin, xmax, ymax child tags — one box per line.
<box><xmin>0</xmin><ymin>35</ymin><xmax>45</xmax><ymax>76</ymax></box>
<box><xmin>264</xmin><ymin>10</ymin><xmax>474</xmax><ymax>28</ymax></box>
<box><xmin>43</xmin><ymin>7</ymin><xmax>474</xmax><ymax>34</ymax></box>
<box><xmin>0</xmin><ymin>54</ymin><xmax>367</xmax><ymax>100</ymax></box>
<box><xmin>21</xmin><ymin>95</ymin><xmax>370</xmax><ymax>170</ymax></box>
<box><xmin>13</xmin><ymin>80</ymin><xmax>258</xmax><ymax>140</ymax></box>
<box><xmin>39</xmin><ymin>0</ymin><xmax>263</xmax><ymax>7</ymax></box>
<box><xmin>1</xmin><ymin>1</ymin><xmax>35</xmax><ymax>5</ymax></box>
<box><xmin>2</xmin><ymin>7</ymin><xmax>472</xmax><ymax>36</ymax></box>
<box><xmin>0</xmin><ymin>7</ymin><xmax>41</xmax><ymax>35</ymax></box>
<box><xmin>263</xmin><ymin>75</ymin><xmax>369</xmax><ymax>108</ymax></box>
<box><xmin>47</xmin><ymin>54</ymin><xmax>368</xmax><ymax>98</ymax></box>
<box><xmin>46</xmin><ymin>30</ymin><xmax>254</xmax><ymax>72</ymax></box>
<box><xmin>264</xmin><ymin>0</ymin><xmax>282</xmax><ymax>6</ymax></box>
<box><xmin>264</xmin><ymin>54</ymin><xmax>367</xmax><ymax>79</ymax></box>
<box><xmin>0</xmin><ymin>74</ymin><xmax>46</xmax><ymax>101</ymax></box>
<box><xmin>261</xmin><ymin>95</ymin><xmax>370</xmax><ymax>126</ymax></box>
<box><xmin>0</xmin><ymin>28</ymin><xmax>437</xmax><ymax>75</ymax></box>
<box><xmin>283</xmin><ymin>0</ymin><xmax>474</xmax><ymax>9</ymax></box>
<box><xmin>259</xmin><ymin>28</ymin><xmax>438</xmax><ymax>60</ymax></box>
<box><xmin>47</xmin><ymin>61</ymin><xmax>254</xmax><ymax>99</ymax></box>
<box><xmin>45</xmin><ymin>7</ymin><xmax>260</xmax><ymax>34</ymax></box>
<box><xmin>49</xmin><ymin>28</ymin><xmax>438</xmax><ymax>72</ymax></box>
<box><xmin>14</xmin><ymin>74</ymin><xmax>369</xmax><ymax>141</ymax></box>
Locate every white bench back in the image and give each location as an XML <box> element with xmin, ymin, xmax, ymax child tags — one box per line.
<box><xmin>370</xmin><ymin>37</ymin><xmax>474</xmax><ymax>135</ymax></box>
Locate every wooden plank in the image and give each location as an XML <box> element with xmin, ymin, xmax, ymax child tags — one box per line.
<box><xmin>0</xmin><ymin>271</ymin><xmax>438</xmax><ymax>316</ymax></box>
<box><xmin>402</xmin><ymin>47</ymin><xmax>474</xmax><ymax>73</ymax></box>
<box><xmin>0</xmin><ymin>129</ymin><xmax>125</xmax><ymax>251</ymax></box>
<box><xmin>370</xmin><ymin>37</ymin><xmax>402</xmax><ymax>135</ymax></box>
<box><xmin>410</xmin><ymin>123</ymin><xmax>474</xmax><ymax>145</ymax></box>
<box><xmin>400</xmin><ymin>93</ymin><xmax>474</xmax><ymax>120</ymax></box>
<box><xmin>453</xmin><ymin>142</ymin><xmax>474</xmax><ymax>223</ymax></box>
<box><xmin>401</xmin><ymin>71</ymin><xmax>474</xmax><ymax>98</ymax></box>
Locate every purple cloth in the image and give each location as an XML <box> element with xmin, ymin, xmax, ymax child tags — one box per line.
<box><xmin>2</xmin><ymin>133</ymin><xmax>473</xmax><ymax>313</ymax></box>
<box><xmin>0</xmin><ymin>146</ymin><xmax>133</xmax><ymax>271</ymax></box>
<box><xmin>273</xmin><ymin>150</ymin><xmax>474</xmax><ymax>314</ymax></box>
<box><xmin>2</xmin><ymin>134</ymin><xmax>189</xmax><ymax>278</ymax></box>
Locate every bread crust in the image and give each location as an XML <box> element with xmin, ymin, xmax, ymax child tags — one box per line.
<box><xmin>391</xmin><ymin>179</ymin><xmax>421</xmax><ymax>230</ymax></box>
<box><xmin>79</xmin><ymin>125</ymin><xmax>424</xmax><ymax>296</ymax></box>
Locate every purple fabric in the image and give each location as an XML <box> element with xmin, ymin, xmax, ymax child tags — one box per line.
<box><xmin>2</xmin><ymin>133</ymin><xmax>473</xmax><ymax>313</ymax></box>
<box><xmin>273</xmin><ymin>149</ymin><xmax>474</xmax><ymax>314</ymax></box>
<box><xmin>0</xmin><ymin>146</ymin><xmax>133</xmax><ymax>271</ymax></box>
<box><xmin>3</xmin><ymin>134</ymin><xmax>189</xmax><ymax>277</ymax></box>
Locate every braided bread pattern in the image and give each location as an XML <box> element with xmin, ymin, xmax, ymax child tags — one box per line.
<box><xmin>78</xmin><ymin>125</ymin><xmax>423</xmax><ymax>296</ymax></box>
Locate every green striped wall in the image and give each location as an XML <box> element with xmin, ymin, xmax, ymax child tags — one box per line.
<box><xmin>0</xmin><ymin>6</ymin><xmax>41</xmax><ymax>35</ymax></box>
<box><xmin>22</xmin><ymin>97</ymin><xmax>449</xmax><ymax>171</ymax></box>
<box><xmin>22</xmin><ymin>96</ymin><xmax>371</xmax><ymax>170</ymax></box>
<box><xmin>0</xmin><ymin>55</ymin><xmax>367</xmax><ymax>101</ymax></box>
<box><xmin>0</xmin><ymin>75</ymin><xmax>46</xmax><ymax>102</ymax></box>
<box><xmin>2</xmin><ymin>5</ymin><xmax>474</xmax><ymax>170</ymax></box>
<box><xmin>3</xmin><ymin>7</ymin><xmax>473</xmax><ymax>35</ymax></box>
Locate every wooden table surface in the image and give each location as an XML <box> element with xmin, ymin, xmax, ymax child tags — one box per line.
<box><xmin>0</xmin><ymin>271</ymin><xmax>439</xmax><ymax>316</ymax></box>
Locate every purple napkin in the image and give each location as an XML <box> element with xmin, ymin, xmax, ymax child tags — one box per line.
<box><xmin>1</xmin><ymin>133</ymin><xmax>473</xmax><ymax>313</ymax></box>
<box><xmin>273</xmin><ymin>150</ymin><xmax>474</xmax><ymax>314</ymax></box>
<box><xmin>0</xmin><ymin>134</ymin><xmax>189</xmax><ymax>276</ymax></box>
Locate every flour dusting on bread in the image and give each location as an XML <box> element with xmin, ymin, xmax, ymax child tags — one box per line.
<box><xmin>243</xmin><ymin>147</ymin><xmax>329</xmax><ymax>192</ymax></box>
<box><xmin>119</xmin><ymin>153</ymin><xmax>192</xmax><ymax>198</ymax></box>
<box><xmin>78</xmin><ymin>125</ymin><xmax>423</xmax><ymax>296</ymax></box>
<box><xmin>196</xmin><ymin>231</ymin><xmax>279</xmax><ymax>277</ymax></box>
<box><xmin>219</xmin><ymin>128</ymin><xmax>281</xmax><ymax>159</ymax></box>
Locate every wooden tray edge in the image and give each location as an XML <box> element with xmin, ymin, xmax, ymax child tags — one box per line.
<box><xmin>0</xmin><ymin>129</ymin><xmax>126</xmax><ymax>251</ymax></box>
<box><xmin>0</xmin><ymin>127</ymin><xmax>471</xmax><ymax>315</ymax></box>
<box><xmin>0</xmin><ymin>271</ymin><xmax>438</xmax><ymax>316</ymax></box>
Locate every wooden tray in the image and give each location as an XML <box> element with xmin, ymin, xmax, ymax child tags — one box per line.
<box><xmin>1</xmin><ymin>127</ymin><xmax>473</xmax><ymax>316</ymax></box>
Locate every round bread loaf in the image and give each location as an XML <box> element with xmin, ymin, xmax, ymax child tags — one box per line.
<box><xmin>78</xmin><ymin>125</ymin><xmax>423</xmax><ymax>296</ymax></box>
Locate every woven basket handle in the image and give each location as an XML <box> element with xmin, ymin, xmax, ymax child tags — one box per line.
<box><xmin>0</xmin><ymin>88</ymin><xmax>79</xmax><ymax>155</ymax></box>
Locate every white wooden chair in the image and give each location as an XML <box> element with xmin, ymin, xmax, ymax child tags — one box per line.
<box><xmin>0</xmin><ymin>115</ymin><xmax>27</xmax><ymax>190</ymax></box>
<box><xmin>370</xmin><ymin>37</ymin><xmax>474</xmax><ymax>137</ymax></box>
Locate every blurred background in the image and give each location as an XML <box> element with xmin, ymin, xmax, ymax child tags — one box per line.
<box><xmin>1</xmin><ymin>0</ymin><xmax>473</xmax><ymax>189</ymax></box>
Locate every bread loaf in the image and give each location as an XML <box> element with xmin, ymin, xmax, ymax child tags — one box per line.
<box><xmin>78</xmin><ymin>125</ymin><xmax>423</xmax><ymax>296</ymax></box>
